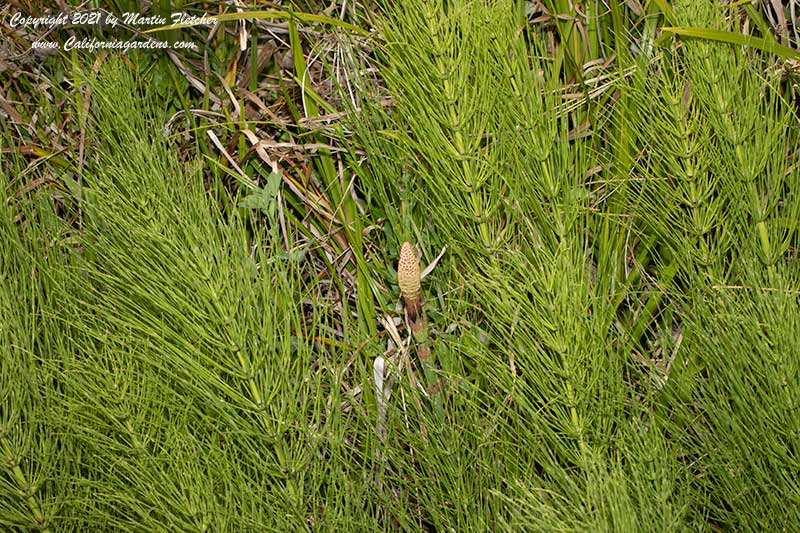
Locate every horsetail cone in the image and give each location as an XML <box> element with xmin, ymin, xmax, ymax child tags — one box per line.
<box><xmin>398</xmin><ymin>242</ymin><xmax>421</xmax><ymax>300</ymax></box>
<box><xmin>398</xmin><ymin>241</ymin><xmax>423</xmax><ymax>323</ymax></box>
<box><xmin>398</xmin><ymin>243</ymin><xmax>433</xmax><ymax>371</ymax></box>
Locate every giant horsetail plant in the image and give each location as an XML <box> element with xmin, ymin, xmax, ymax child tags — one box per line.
<box><xmin>397</xmin><ymin>241</ymin><xmax>441</xmax><ymax>405</ymax></box>
<box><xmin>4</xmin><ymin>0</ymin><xmax>800</xmax><ymax>528</ymax></box>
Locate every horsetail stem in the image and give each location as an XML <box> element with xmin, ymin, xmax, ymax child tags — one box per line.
<box><xmin>398</xmin><ymin>243</ymin><xmax>440</xmax><ymax>412</ymax></box>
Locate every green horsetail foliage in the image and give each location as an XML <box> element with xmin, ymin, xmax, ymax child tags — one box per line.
<box><xmin>2</xmin><ymin>64</ymin><xmax>377</xmax><ymax>531</ymax></box>
<box><xmin>346</xmin><ymin>0</ymin><xmax>799</xmax><ymax>529</ymax></box>
<box><xmin>2</xmin><ymin>0</ymin><xmax>799</xmax><ymax>530</ymax></box>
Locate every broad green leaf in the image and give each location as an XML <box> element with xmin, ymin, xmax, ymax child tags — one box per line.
<box><xmin>661</xmin><ymin>26</ymin><xmax>800</xmax><ymax>60</ymax></box>
<box><xmin>238</xmin><ymin>171</ymin><xmax>280</xmax><ymax>218</ymax></box>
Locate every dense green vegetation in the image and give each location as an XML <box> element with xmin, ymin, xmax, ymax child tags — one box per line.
<box><xmin>2</xmin><ymin>0</ymin><xmax>799</xmax><ymax>530</ymax></box>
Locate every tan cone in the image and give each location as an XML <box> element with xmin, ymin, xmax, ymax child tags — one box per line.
<box><xmin>398</xmin><ymin>241</ymin><xmax>421</xmax><ymax>302</ymax></box>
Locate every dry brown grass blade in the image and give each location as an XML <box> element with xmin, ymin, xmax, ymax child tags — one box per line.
<box><xmin>166</xmin><ymin>49</ymin><xmax>222</xmax><ymax>105</ymax></box>
<box><xmin>0</xmin><ymin>87</ymin><xmax>24</xmax><ymax>124</ymax></box>
<box><xmin>206</xmin><ymin>129</ymin><xmax>258</xmax><ymax>189</ymax></box>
